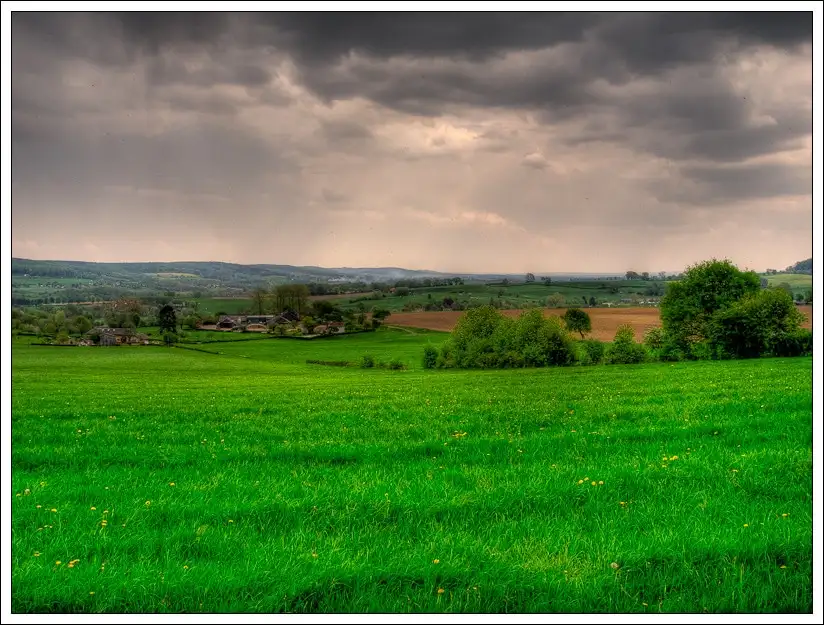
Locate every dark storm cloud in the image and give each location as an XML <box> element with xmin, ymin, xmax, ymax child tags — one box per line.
<box><xmin>10</xmin><ymin>11</ymin><xmax>813</xmax><ymax>269</ymax></box>
<box><xmin>663</xmin><ymin>162</ymin><xmax>812</xmax><ymax>205</ymax></box>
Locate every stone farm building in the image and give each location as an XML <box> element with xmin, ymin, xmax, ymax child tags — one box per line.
<box><xmin>203</xmin><ymin>315</ymin><xmax>345</xmax><ymax>335</ymax></box>
<box><xmin>88</xmin><ymin>328</ymin><xmax>151</xmax><ymax>346</ymax></box>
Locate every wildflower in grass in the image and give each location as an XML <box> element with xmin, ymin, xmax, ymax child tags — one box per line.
<box><xmin>598</xmin><ymin>481</ymin><xmax>604</xmax><ymax>485</ymax></box>
<box><xmin>55</xmin><ymin>561</ymin><xmax>62</xmax><ymax>566</ymax></box>
<box><xmin>24</xmin><ymin>488</ymin><xmax>31</xmax><ymax>495</ymax></box>
<box><xmin>782</xmin><ymin>513</ymin><xmax>789</xmax><ymax>518</ymax></box>
<box><xmin>50</xmin><ymin>508</ymin><xmax>57</xmax><ymax>512</ymax></box>
<box><xmin>89</xmin><ymin>592</ymin><xmax>95</xmax><ymax>595</ymax></box>
<box><xmin>743</xmin><ymin>524</ymin><xmax>749</xmax><ymax>527</ymax></box>
<box><xmin>591</xmin><ymin>481</ymin><xmax>596</xmax><ymax>486</ymax></box>
<box><xmin>169</xmin><ymin>483</ymin><xmax>175</xmax><ymax>487</ymax></box>
<box><xmin>145</xmin><ymin>500</ymin><xmax>151</xmax><ymax>506</ymax></box>
<box><xmin>577</xmin><ymin>480</ymin><xmax>584</xmax><ymax>485</ymax></box>
<box><xmin>33</xmin><ymin>552</ymin><xmax>41</xmax><ymax>557</ymax></box>
<box><xmin>670</xmin><ymin>456</ymin><xmax>678</xmax><ymax>461</ymax></box>
<box><xmin>36</xmin><ymin>505</ymin><xmax>41</xmax><ymax>509</ymax></box>
<box><xmin>584</xmin><ymin>477</ymin><xmax>589</xmax><ymax>481</ymax></box>
<box><xmin>780</xmin><ymin>565</ymin><xmax>787</xmax><ymax>569</ymax></box>
<box><xmin>90</xmin><ymin>507</ymin><xmax>96</xmax><ymax>511</ymax></box>
<box><xmin>642</xmin><ymin>602</ymin><xmax>648</xmax><ymax>607</ymax></box>
<box><xmin>184</xmin><ymin>565</ymin><xmax>189</xmax><ymax>570</ymax></box>
<box><xmin>619</xmin><ymin>501</ymin><xmax>627</xmax><ymax>506</ymax></box>
<box><xmin>16</xmin><ymin>493</ymin><xmax>21</xmax><ymax>497</ymax></box>
<box><xmin>103</xmin><ymin>510</ymin><xmax>109</xmax><ymax>514</ymax></box>
<box><xmin>437</xmin><ymin>588</ymin><xmax>445</xmax><ymax>595</ymax></box>
<box><xmin>433</xmin><ymin>559</ymin><xmax>440</xmax><ymax>564</ymax></box>
<box><xmin>228</xmin><ymin>519</ymin><xmax>234</xmax><ymax>524</ymax></box>
<box><xmin>610</xmin><ymin>562</ymin><xmax>620</xmax><ymax>570</ymax></box>
<box><xmin>68</xmin><ymin>559</ymin><xmax>80</xmax><ymax>568</ymax></box>
<box><xmin>312</xmin><ymin>552</ymin><xmax>318</xmax><ymax>558</ymax></box>
<box><xmin>101</xmin><ymin>520</ymin><xmax>108</xmax><ymax>527</ymax></box>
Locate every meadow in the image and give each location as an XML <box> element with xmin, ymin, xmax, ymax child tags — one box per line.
<box><xmin>11</xmin><ymin>329</ymin><xmax>812</xmax><ymax>613</ymax></box>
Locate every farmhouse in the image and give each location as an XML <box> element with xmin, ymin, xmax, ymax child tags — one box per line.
<box><xmin>89</xmin><ymin>328</ymin><xmax>150</xmax><ymax>346</ymax></box>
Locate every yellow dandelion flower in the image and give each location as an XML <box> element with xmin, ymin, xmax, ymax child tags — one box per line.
<box><xmin>437</xmin><ymin>588</ymin><xmax>445</xmax><ymax>595</ymax></box>
<box><xmin>36</xmin><ymin>505</ymin><xmax>42</xmax><ymax>509</ymax></box>
<box><xmin>183</xmin><ymin>565</ymin><xmax>189</xmax><ymax>570</ymax></box>
<box><xmin>619</xmin><ymin>501</ymin><xmax>626</xmax><ymax>506</ymax></box>
<box><xmin>782</xmin><ymin>513</ymin><xmax>789</xmax><ymax>518</ymax></box>
<box><xmin>433</xmin><ymin>559</ymin><xmax>440</xmax><ymax>564</ymax></box>
<box><xmin>312</xmin><ymin>552</ymin><xmax>318</xmax><ymax>558</ymax></box>
<box><xmin>591</xmin><ymin>481</ymin><xmax>596</xmax><ymax>486</ymax></box>
<box><xmin>50</xmin><ymin>508</ymin><xmax>57</xmax><ymax>513</ymax></box>
<box><xmin>169</xmin><ymin>483</ymin><xmax>175</xmax><ymax>487</ymax></box>
<box><xmin>89</xmin><ymin>591</ymin><xmax>95</xmax><ymax>595</ymax></box>
<box><xmin>33</xmin><ymin>552</ymin><xmax>41</xmax><ymax>557</ymax></box>
<box><xmin>779</xmin><ymin>565</ymin><xmax>787</xmax><ymax>569</ymax></box>
<box><xmin>55</xmin><ymin>561</ymin><xmax>62</xmax><ymax>566</ymax></box>
<box><xmin>577</xmin><ymin>480</ymin><xmax>584</xmax><ymax>485</ymax></box>
<box><xmin>598</xmin><ymin>481</ymin><xmax>604</xmax><ymax>485</ymax></box>
<box><xmin>145</xmin><ymin>500</ymin><xmax>151</xmax><ymax>506</ymax></box>
<box><xmin>90</xmin><ymin>506</ymin><xmax>96</xmax><ymax>511</ymax></box>
<box><xmin>228</xmin><ymin>519</ymin><xmax>234</xmax><ymax>523</ymax></box>
<box><xmin>642</xmin><ymin>602</ymin><xmax>648</xmax><ymax>606</ymax></box>
<box><xmin>743</xmin><ymin>524</ymin><xmax>749</xmax><ymax>528</ymax></box>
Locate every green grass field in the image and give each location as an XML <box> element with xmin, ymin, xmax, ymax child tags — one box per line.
<box><xmin>11</xmin><ymin>330</ymin><xmax>812</xmax><ymax>613</ymax></box>
<box><xmin>766</xmin><ymin>274</ymin><xmax>813</xmax><ymax>294</ymax></box>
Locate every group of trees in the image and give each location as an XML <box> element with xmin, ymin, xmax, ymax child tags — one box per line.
<box><xmin>659</xmin><ymin>259</ymin><xmax>810</xmax><ymax>360</ymax></box>
<box><xmin>423</xmin><ymin>259</ymin><xmax>812</xmax><ymax>370</ymax></box>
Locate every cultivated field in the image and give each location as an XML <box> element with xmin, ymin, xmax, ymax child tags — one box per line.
<box><xmin>11</xmin><ymin>331</ymin><xmax>812</xmax><ymax>613</ymax></box>
<box><xmin>387</xmin><ymin>306</ymin><xmax>814</xmax><ymax>341</ymax></box>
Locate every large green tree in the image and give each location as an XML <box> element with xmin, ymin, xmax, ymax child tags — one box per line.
<box><xmin>158</xmin><ymin>304</ymin><xmax>177</xmax><ymax>334</ymax></box>
<box><xmin>660</xmin><ymin>259</ymin><xmax>760</xmax><ymax>350</ymax></box>
<box><xmin>562</xmin><ymin>308</ymin><xmax>592</xmax><ymax>339</ymax></box>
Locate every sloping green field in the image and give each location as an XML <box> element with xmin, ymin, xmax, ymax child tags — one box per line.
<box><xmin>11</xmin><ymin>331</ymin><xmax>812</xmax><ymax>613</ymax></box>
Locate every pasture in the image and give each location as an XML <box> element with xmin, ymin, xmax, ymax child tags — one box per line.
<box><xmin>11</xmin><ymin>330</ymin><xmax>812</xmax><ymax>613</ymax></box>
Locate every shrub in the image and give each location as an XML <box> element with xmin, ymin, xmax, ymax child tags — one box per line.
<box><xmin>771</xmin><ymin>329</ymin><xmax>813</xmax><ymax>357</ymax></box>
<box><xmin>387</xmin><ymin>359</ymin><xmax>406</xmax><ymax>370</ymax></box>
<box><xmin>422</xmin><ymin>345</ymin><xmax>438</xmax><ymax>369</ymax></box>
<box><xmin>606</xmin><ymin>325</ymin><xmax>648</xmax><ymax>365</ymax></box>
<box><xmin>643</xmin><ymin>327</ymin><xmax>665</xmax><ymax>350</ymax></box>
<box><xmin>708</xmin><ymin>288</ymin><xmax>805</xmax><ymax>359</ymax></box>
<box><xmin>360</xmin><ymin>354</ymin><xmax>375</xmax><ymax>368</ymax></box>
<box><xmin>579</xmin><ymin>339</ymin><xmax>606</xmax><ymax>365</ymax></box>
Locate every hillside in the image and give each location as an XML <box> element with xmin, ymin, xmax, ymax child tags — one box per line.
<box><xmin>11</xmin><ymin>258</ymin><xmax>625</xmax><ymax>306</ymax></box>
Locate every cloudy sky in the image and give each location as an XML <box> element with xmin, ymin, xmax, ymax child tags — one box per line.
<box><xmin>10</xmin><ymin>11</ymin><xmax>813</xmax><ymax>273</ymax></box>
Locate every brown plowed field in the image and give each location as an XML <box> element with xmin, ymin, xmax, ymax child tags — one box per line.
<box><xmin>387</xmin><ymin>306</ymin><xmax>813</xmax><ymax>341</ymax></box>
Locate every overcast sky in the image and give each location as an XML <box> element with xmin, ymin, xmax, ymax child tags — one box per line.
<box><xmin>10</xmin><ymin>11</ymin><xmax>813</xmax><ymax>273</ymax></box>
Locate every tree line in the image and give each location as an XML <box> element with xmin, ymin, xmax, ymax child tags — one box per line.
<box><xmin>423</xmin><ymin>259</ymin><xmax>811</xmax><ymax>370</ymax></box>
